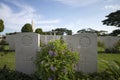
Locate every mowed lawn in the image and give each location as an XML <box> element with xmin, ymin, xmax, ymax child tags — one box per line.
<box><xmin>98</xmin><ymin>53</ymin><xmax>120</xmax><ymax>72</ymax></box>
<box><xmin>0</xmin><ymin>52</ymin><xmax>15</xmax><ymax>70</ymax></box>
<box><xmin>0</xmin><ymin>52</ymin><xmax>120</xmax><ymax>72</ymax></box>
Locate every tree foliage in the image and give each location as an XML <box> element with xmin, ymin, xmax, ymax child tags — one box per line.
<box><xmin>77</xmin><ymin>28</ymin><xmax>98</xmax><ymax>33</ymax></box>
<box><xmin>109</xmin><ymin>29</ymin><xmax>120</xmax><ymax>36</ymax></box>
<box><xmin>102</xmin><ymin>10</ymin><xmax>120</xmax><ymax>27</ymax></box>
<box><xmin>35</xmin><ymin>28</ymin><xmax>43</xmax><ymax>34</ymax></box>
<box><xmin>0</xmin><ymin>19</ymin><xmax>4</xmax><ymax>32</ymax></box>
<box><xmin>53</xmin><ymin>28</ymin><xmax>72</xmax><ymax>35</ymax></box>
<box><xmin>77</xmin><ymin>28</ymin><xmax>108</xmax><ymax>36</ymax></box>
<box><xmin>21</xmin><ymin>23</ymin><xmax>33</xmax><ymax>32</ymax></box>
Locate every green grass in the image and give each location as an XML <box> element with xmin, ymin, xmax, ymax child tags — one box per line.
<box><xmin>98</xmin><ymin>47</ymin><xmax>105</xmax><ymax>52</ymax></box>
<box><xmin>98</xmin><ymin>53</ymin><xmax>120</xmax><ymax>72</ymax></box>
<box><xmin>4</xmin><ymin>45</ymin><xmax>10</xmax><ymax>50</ymax></box>
<box><xmin>0</xmin><ymin>45</ymin><xmax>9</xmax><ymax>50</ymax></box>
<box><xmin>0</xmin><ymin>52</ymin><xmax>15</xmax><ymax>70</ymax></box>
<box><xmin>0</xmin><ymin>51</ymin><xmax>120</xmax><ymax>72</ymax></box>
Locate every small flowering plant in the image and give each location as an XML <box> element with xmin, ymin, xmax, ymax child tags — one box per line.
<box><xmin>35</xmin><ymin>39</ymin><xmax>79</xmax><ymax>80</ymax></box>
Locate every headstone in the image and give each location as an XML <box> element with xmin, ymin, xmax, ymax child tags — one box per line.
<box><xmin>15</xmin><ymin>33</ymin><xmax>40</xmax><ymax>74</ymax></box>
<box><xmin>98</xmin><ymin>36</ymin><xmax>120</xmax><ymax>49</ymax></box>
<box><xmin>65</xmin><ymin>33</ymin><xmax>97</xmax><ymax>73</ymax></box>
<box><xmin>6</xmin><ymin>34</ymin><xmax>16</xmax><ymax>50</ymax></box>
<box><xmin>76</xmin><ymin>33</ymin><xmax>97</xmax><ymax>73</ymax></box>
<box><xmin>40</xmin><ymin>35</ymin><xmax>61</xmax><ymax>44</ymax></box>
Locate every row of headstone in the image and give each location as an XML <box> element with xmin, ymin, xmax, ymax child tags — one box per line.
<box><xmin>6</xmin><ymin>33</ymin><xmax>97</xmax><ymax>74</ymax></box>
<box><xmin>98</xmin><ymin>36</ymin><xmax>120</xmax><ymax>49</ymax></box>
<box><xmin>6</xmin><ymin>34</ymin><xmax>120</xmax><ymax>51</ymax></box>
<box><xmin>40</xmin><ymin>35</ymin><xmax>61</xmax><ymax>44</ymax></box>
<box><xmin>6</xmin><ymin>35</ymin><xmax>15</xmax><ymax>50</ymax></box>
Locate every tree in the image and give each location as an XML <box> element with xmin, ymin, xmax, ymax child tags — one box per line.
<box><xmin>109</xmin><ymin>29</ymin><xmax>120</xmax><ymax>36</ymax></box>
<box><xmin>66</xmin><ymin>30</ymin><xmax>72</xmax><ymax>35</ymax></box>
<box><xmin>43</xmin><ymin>31</ymin><xmax>51</xmax><ymax>35</ymax></box>
<box><xmin>35</xmin><ymin>28</ymin><xmax>43</xmax><ymax>34</ymax></box>
<box><xmin>0</xmin><ymin>19</ymin><xmax>4</xmax><ymax>32</ymax></box>
<box><xmin>77</xmin><ymin>28</ymin><xmax>98</xmax><ymax>33</ymax></box>
<box><xmin>53</xmin><ymin>28</ymin><xmax>72</xmax><ymax>35</ymax></box>
<box><xmin>21</xmin><ymin>23</ymin><xmax>33</xmax><ymax>32</ymax></box>
<box><xmin>102</xmin><ymin>10</ymin><xmax>120</xmax><ymax>27</ymax></box>
<box><xmin>77</xmin><ymin>28</ymin><xmax>108</xmax><ymax>36</ymax></box>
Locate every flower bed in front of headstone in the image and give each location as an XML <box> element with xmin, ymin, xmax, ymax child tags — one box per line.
<box><xmin>35</xmin><ymin>39</ymin><xmax>79</xmax><ymax>80</ymax></box>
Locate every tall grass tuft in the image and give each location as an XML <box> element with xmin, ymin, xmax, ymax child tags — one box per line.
<box><xmin>103</xmin><ymin>60</ymin><xmax>120</xmax><ymax>79</ymax></box>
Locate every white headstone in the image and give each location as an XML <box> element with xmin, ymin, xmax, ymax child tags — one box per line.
<box><xmin>6</xmin><ymin>34</ymin><xmax>16</xmax><ymax>50</ymax></box>
<box><xmin>76</xmin><ymin>33</ymin><xmax>97</xmax><ymax>73</ymax></box>
<box><xmin>98</xmin><ymin>36</ymin><xmax>120</xmax><ymax>49</ymax></box>
<box><xmin>65</xmin><ymin>33</ymin><xmax>97</xmax><ymax>73</ymax></box>
<box><xmin>15</xmin><ymin>33</ymin><xmax>40</xmax><ymax>74</ymax></box>
<box><xmin>40</xmin><ymin>35</ymin><xmax>61</xmax><ymax>44</ymax></box>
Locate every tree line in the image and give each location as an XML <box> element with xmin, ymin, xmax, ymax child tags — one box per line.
<box><xmin>21</xmin><ymin>24</ymin><xmax>72</xmax><ymax>35</ymax></box>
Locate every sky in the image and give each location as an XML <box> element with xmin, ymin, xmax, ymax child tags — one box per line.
<box><xmin>0</xmin><ymin>0</ymin><xmax>120</xmax><ymax>34</ymax></box>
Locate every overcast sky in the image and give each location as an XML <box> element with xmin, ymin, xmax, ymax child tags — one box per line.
<box><xmin>0</xmin><ymin>0</ymin><xmax>120</xmax><ymax>34</ymax></box>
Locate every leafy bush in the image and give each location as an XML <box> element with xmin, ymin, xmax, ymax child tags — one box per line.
<box><xmin>0</xmin><ymin>45</ymin><xmax>4</xmax><ymax>51</ymax></box>
<box><xmin>75</xmin><ymin>72</ymin><xmax>89</xmax><ymax>80</ymax></box>
<box><xmin>89</xmin><ymin>71</ymin><xmax>113</xmax><ymax>80</ymax></box>
<box><xmin>35</xmin><ymin>39</ymin><xmax>79</xmax><ymax>80</ymax></box>
<box><xmin>74</xmin><ymin>71</ymin><xmax>113</xmax><ymax>80</ymax></box>
<box><xmin>105</xmin><ymin>48</ymin><xmax>119</xmax><ymax>53</ymax></box>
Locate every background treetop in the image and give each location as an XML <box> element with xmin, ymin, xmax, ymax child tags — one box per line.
<box><xmin>21</xmin><ymin>23</ymin><xmax>33</xmax><ymax>32</ymax></box>
<box><xmin>102</xmin><ymin>10</ymin><xmax>120</xmax><ymax>27</ymax></box>
<box><xmin>0</xmin><ymin>19</ymin><xmax>4</xmax><ymax>32</ymax></box>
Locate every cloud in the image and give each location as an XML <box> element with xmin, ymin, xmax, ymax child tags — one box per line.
<box><xmin>104</xmin><ymin>5</ymin><xmax>120</xmax><ymax>10</ymax></box>
<box><xmin>52</xmin><ymin>0</ymin><xmax>98</xmax><ymax>7</ymax></box>
<box><xmin>105</xmin><ymin>0</ymin><xmax>120</xmax><ymax>3</ymax></box>
<box><xmin>0</xmin><ymin>1</ymin><xmax>60</xmax><ymax>33</ymax></box>
<box><xmin>0</xmin><ymin>2</ymin><xmax>39</xmax><ymax>31</ymax></box>
<box><xmin>35</xmin><ymin>19</ymin><xmax>60</xmax><ymax>24</ymax></box>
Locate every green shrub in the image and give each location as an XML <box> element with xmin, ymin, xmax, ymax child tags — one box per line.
<box><xmin>74</xmin><ymin>71</ymin><xmax>113</xmax><ymax>80</ymax></box>
<box><xmin>75</xmin><ymin>72</ymin><xmax>89</xmax><ymax>80</ymax></box>
<box><xmin>105</xmin><ymin>48</ymin><xmax>119</xmax><ymax>53</ymax></box>
<box><xmin>35</xmin><ymin>39</ymin><xmax>79</xmax><ymax>80</ymax></box>
<box><xmin>89</xmin><ymin>71</ymin><xmax>113</xmax><ymax>80</ymax></box>
<box><xmin>0</xmin><ymin>45</ymin><xmax>4</xmax><ymax>51</ymax></box>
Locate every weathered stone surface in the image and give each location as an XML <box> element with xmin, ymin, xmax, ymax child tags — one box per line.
<box><xmin>40</xmin><ymin>35</ymin><xmax>61</xmax><ymax>44</ymax></box>
<box><xmin>15</xmin><ymin>33</ymin><xmax>40</xmax><ymax>74</ymax></box>
<box><xmin>64</xmin><ymin>33</ymin><xmax>97</xmax><ymax>73</ymax></box>
<box><xmin>6</xmin><ymin>34</ymin><xmax>16</xmax><ymax>50</ymax></box>
<box><xmin>98</xmin><ymin>36</ymin><xmax>120</xmax><ymax>49</ymax></box>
